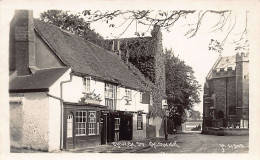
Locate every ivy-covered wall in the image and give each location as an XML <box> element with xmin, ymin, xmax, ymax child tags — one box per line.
<box><xmin>106</xmin><ymin>25</ymin><xmax>166</xmax><ymax>118</ymax></box>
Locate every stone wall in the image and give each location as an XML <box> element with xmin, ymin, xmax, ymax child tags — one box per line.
<box><xmin>211</xmin><ymin>76</ymin><xmax>236</xmax><ymax>117</ymax></box>
<box><xmin>22</xmin><ymin>92</ymin><xmax>49</xmax><ymax>151</ymax></box>
<box><xmin>204</xmin><ymin>127</ymin><xmax>249</xmax><ymax>136</ymax></box>
<box><xmin>10</xmin><ymin>92</ymin><xmax>50</xmax><ymax>151</ymax></box>
<box><xmin>9</xmin><ymin>101</ymin><xmax>24</xmax><ymax>148</ymax></box>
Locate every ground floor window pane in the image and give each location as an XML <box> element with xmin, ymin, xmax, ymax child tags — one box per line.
<box><xmin>88</xmin><ymin>111</ymin><xmax>96</xmax><ymax>135</ymax></box>
<box><xmin>76</xmin><ymin>111</ymin><xmax>87</xmax><ymax>136</ymax></box>
<box><xmin>137</xmin><ymin>114</ymin><xmax>143</xmax><ymax>130</ymax></box>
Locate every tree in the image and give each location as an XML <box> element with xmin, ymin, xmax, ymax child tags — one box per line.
<box><xmin>39</xmin><ymin>10</ymin><xmax>248</xmax><ymax>54</ymax></box>
<box><xmin>82</xmin><ymin>10</ymin><xmax>248</xmax><ymax>53</ymax></box>
<box><xmin>164</xmin><ymin>49</ymin><xmax>201</xmax><ymax>126</ymax></box>
<box><xmin>39</xmin><ymin>10</ymin><xmax>104</xmax><ymax>46</ymax></box>
<box><xmin>189</xmin><ymin>110</ymin><xmax>201</xmax><ymax>120</ymax></box>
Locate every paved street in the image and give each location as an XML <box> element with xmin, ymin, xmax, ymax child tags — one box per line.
<box><xmin>11</xmin><ymin>132</ymin><xmax>249</xmax><ymax>153</ymax></box>
<box><xmin>136</xmin><ymin>132</ymin><xmax>249</xmax><ymax>153</ymax></box>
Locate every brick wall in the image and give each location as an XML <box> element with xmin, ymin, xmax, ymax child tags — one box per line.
<box><xmin>10</xmin><ymin>10</ymin><xmax>35</xmax><ymax>76</ymax></box>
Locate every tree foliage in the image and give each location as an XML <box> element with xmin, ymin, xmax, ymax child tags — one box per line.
<box><xmin>164</xmin><ymin>49</ymin><xmax>201</xmax><ymax>126</ymax></box>
<box><xmin>39</xmin><ymin>10</ymin><xmax>248</xmax><ymax>54</ymax></box>
<box><xmin>39</xmin><ymin>10</ymin><xmax>104</xmax><ymax>45</ymax></box>
<box><xmin>189</xmin><ymin>110</ymin><xmax>201</xmax><ymax>120</ymax></box>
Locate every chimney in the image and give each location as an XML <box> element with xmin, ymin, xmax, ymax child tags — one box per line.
<box><xmin>117</xmin><ymin>40</ymin><xmax>121</xmax><ymax>58</ymax></box>
<box><xmin>14</xmin><ymin>10</ymin><xmax>36</xmax><ymax>76</ymax></box>
<box><xmin>151</xmin><ymin>24</ymin><xmax>160</xmax><ymax>37</ymax></box>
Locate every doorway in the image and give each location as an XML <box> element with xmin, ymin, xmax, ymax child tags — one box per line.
<box><xmin>66</xmin><ymin>113</ymin><xmax>74</xmax><ymax>149</ymax></box>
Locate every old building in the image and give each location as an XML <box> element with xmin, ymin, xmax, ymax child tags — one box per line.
<box><xmin>9</xmin><ymin>10</ymin><xmax>151</xmax><ymax>151</ymax></box>
<box><xmin>202</xmin><ymin>52</ymin><xmax>249</xmax><ymax>134</ymax></box>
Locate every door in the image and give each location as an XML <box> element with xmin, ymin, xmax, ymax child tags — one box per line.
<box><xmin>66</xmin><ymin>113</ymin><xmax>74</xmax><ymax>149</ymax></box>
<box><xmin>101</xmin><ymin>116</ymin><xmax>107</xmax><ymax>145</ymax></box>
<box><xmin>119</xmin><ymin>114</ymin><xmax>133</xmax><ymax>140</ymax></box>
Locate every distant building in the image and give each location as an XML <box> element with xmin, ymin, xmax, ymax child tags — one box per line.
<box><xmin>202</xmin><ymin>52</ymin><xmax>249</xmax><ymax>132</ymax></box>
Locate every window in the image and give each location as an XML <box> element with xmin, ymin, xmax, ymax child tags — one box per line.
<box><xmin>97</xmin><ymin>122</ymin><xmax>99</xmax><ymax>135</ymax></box>
<box><xmin>137</xmin><ymin>114</ymin><xmax>143</xmax><ymax>130</ymax></box>
<box><xmin>140</xmin><ymin>92</ymin><xmax>143</xmax><ymax>103</ymax></box>
<box><xmin>67</xmin><ymin>114</ymin><xmax>73</xmax><ymax>138</ymax></box>
<box><xmin>115</xmin><ymin>118</ymin><xmax>120</xmax><ymax>130</ymax></box>
<box><xmin>83</xmin><ymin>77</ymin><xmax>91</xmax><ymax>93</ymax></box>
<box><xmin>75</xmin><ymin>111</ymin><xmax>87</xmax><ymax>136</ymax></box>
<box><xmin>88</xmin><ymin>111</ymin><xmax>96</xmax><ymax>135</ymax></box>
<box><xmin>125</xmin><ymin>89</ymin><xmax>132</xmax><ymax>101</ymax></box>
<box><xmin>105</xmin><ymin>83</ymin><xmax>116</xmax><ymax>109</ymax></box>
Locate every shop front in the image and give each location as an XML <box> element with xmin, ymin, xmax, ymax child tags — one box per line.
<box><xmin>63</xmin><ymin>102</ymin><xmax>107</xmax><ymax>150</ymax></box>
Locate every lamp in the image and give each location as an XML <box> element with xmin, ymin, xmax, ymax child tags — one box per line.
<box><xmin>162</xmin><ymin>99</ymin><xmax>168</xmax><ymax>140</ymax></box>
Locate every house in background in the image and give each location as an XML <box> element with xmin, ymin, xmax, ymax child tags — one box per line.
<box><xmin>103</xmin><ymin>25</ymin><xmax>166</xmax><ymax>138</ymax></box>
<box><xmin>9</xmin><ymin>10</ymin><xmax>151</xmax><ymax>152</ymax></box>
<box><xmin>202</xmin><ymin>52</ymin><xmax>249</xmax><ymax>135</ymax></box>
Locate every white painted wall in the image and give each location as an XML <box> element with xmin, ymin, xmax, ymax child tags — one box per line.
<box><xmin>50</xmin><ymin>72</ymin><xmax>105</xmax><ymax>106</ymax></box>
<box><xmin>116</xmin><ymin>87</ymin><xmax>148</xmax><ymax>113</ymax></box>
<box><xmin>49</xmin><ymin>70</ymin><xmax>147</xmax><ymax>112</ymax></box>
<box><xmin>149</xmin><ymin>116</ymin><xmax>163</xmax><ymax>137</ymax></box>
<box><xmin>48</xmin><ymin>97</ymin><xmax>61</xmax><ymax>151</ymax></box>
<box><xmin>132</xmin><ymin>113</ymin><xmax>147</xmax><ymax>140</ymax></box>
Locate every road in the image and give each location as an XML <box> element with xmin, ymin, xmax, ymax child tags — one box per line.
<box><xmin>136</xmin><ymin>132</ymin><xmax>249</xmax><ymax>153</ymax></box>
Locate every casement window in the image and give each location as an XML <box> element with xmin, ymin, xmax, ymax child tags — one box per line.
<box><xmin>115</xmin><ymin>118</ymin><xmax>120</xmax><ymax>131</ymax></box>
<box><xmin>83</xmin><ymin>77</ymin><xmax>91</xmax><ymax>93</ymax></box>
<box><xmin>88</xmin><ymin>111</ymin><xmax>96</xmax><ymax>135</ymax></box>
<box><xmin>125</xmin><ymin>89</ymin><xmax>132</xmax><ymax>101</ymax></box>
<box><xmin>140</xmin><ymin>92</ymin><xmax>143</xmax><ymax>103</ymax></box>
<box><xmin>137</xmin><ymin>114</ymin><xmax>143</xmax><ymax>130</ymax></box>
<box><xmin>105</xmin><ymin>83</ymin><xmax>116</xmax><ymax>109</ymax></box>
<box><xmin>75</xmin><ymin>111</ymin><xmax>87</xmax><ymax>136</ymax></box>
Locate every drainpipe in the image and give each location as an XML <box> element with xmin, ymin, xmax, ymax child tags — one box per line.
<box><xmin>225</xmin><ymin>78</ymin><xmax>228</xmax><ymax>119</ymax></box>
<box><xmin>59</xmin><ymin>73</ymin><xmax>73</xmax><ymax>150</ymax></box>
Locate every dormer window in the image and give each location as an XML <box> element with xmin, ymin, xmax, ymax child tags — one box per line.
<box><xmin>125</xmin><ymin>89</ymin><xmax>132</xmax><ymax>101</ymax></box>
<box><xmin>83</xmin><ymin>77</ymin><xmax>91</xmax><ymax>93</ymax></box>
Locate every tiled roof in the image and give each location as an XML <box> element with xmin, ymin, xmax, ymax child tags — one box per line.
<box><xmin>9</xmin><ymin>67</ymin><xmax>69</xmax><ymax>92</ymax></box>
<box><xmin>34</xmin><ymin>19</ymin><xmax>149</xmax><ymax>91</ymax></box>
